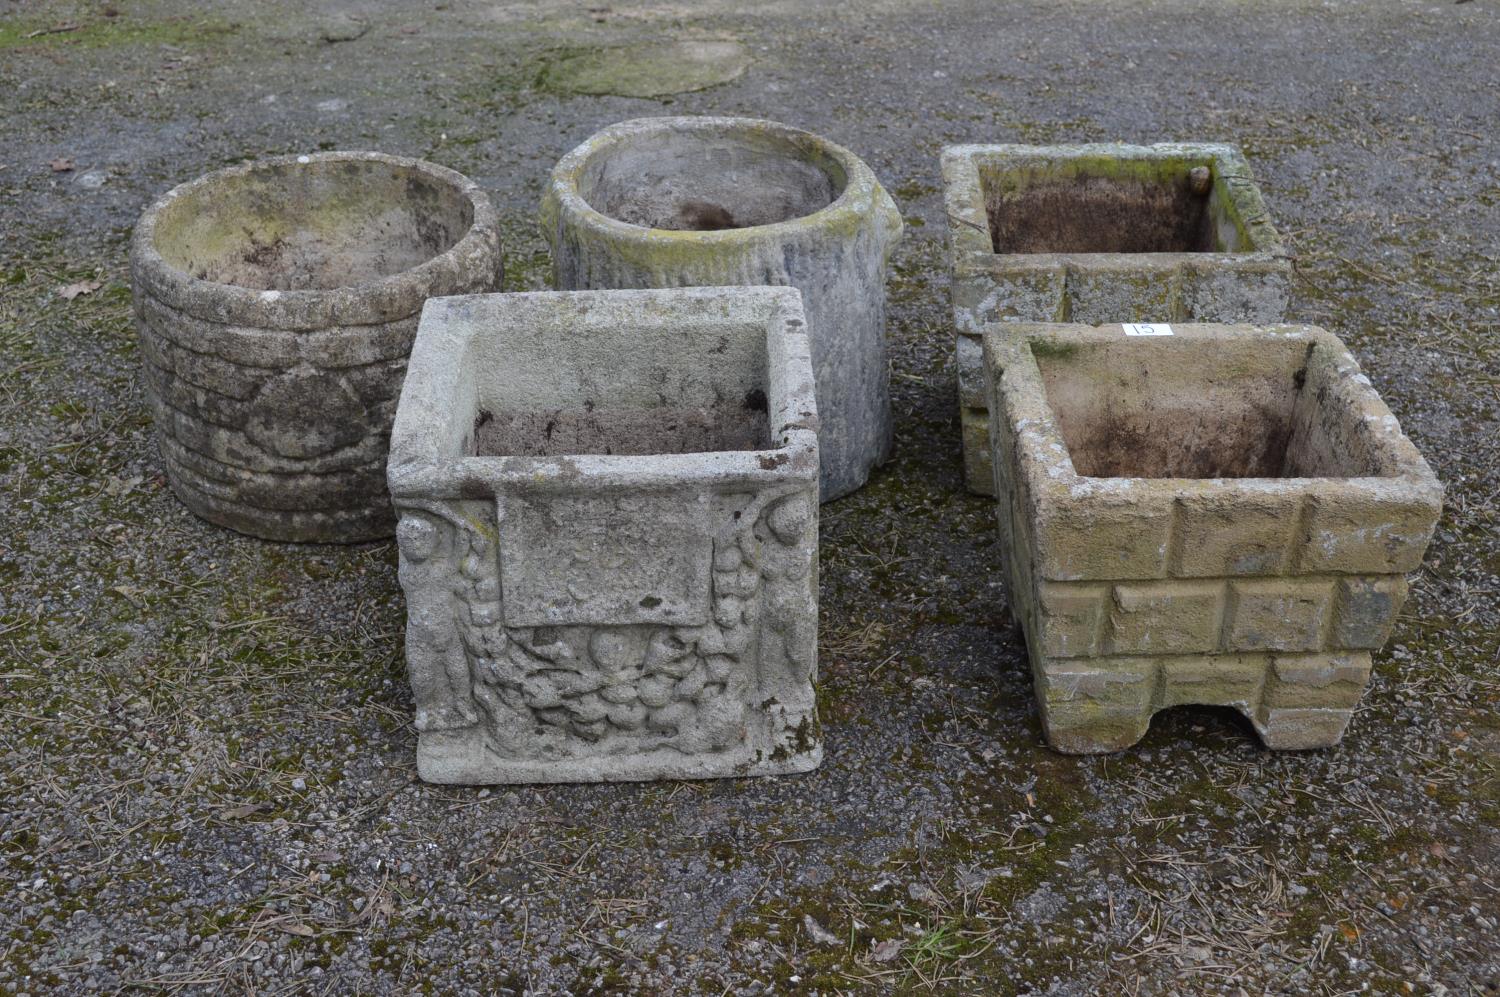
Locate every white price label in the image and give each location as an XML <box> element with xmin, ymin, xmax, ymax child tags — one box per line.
<box><xmin>1123</xmin><ymin>323</ymin><xmax>1174</xmax><ymax>337</ymax></box>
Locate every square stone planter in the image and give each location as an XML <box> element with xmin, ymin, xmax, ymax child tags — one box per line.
<box><xmin>983</xmin><ymin>323</ymin><xmax>1442</xmax><ymax>753</ymax></box>
<box><xmin>387</xmin><ymin>286</ymin><xmax>822</xmax><ymax>783</ymax></box>
<box><xmin>944</xmin><ymin>143</ymin><xmax>1293</xmax><ymax>494</ymax></box>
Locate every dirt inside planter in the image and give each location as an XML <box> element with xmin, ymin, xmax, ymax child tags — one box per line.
<box><xmin>578</xmin><ymin>130</ymin><xmax>846</xmax><ymax>231</ymax></box>
<box><xmin>152</xmin><ymin>158</ymin><xmax>474</xmax><ymax>290</ymax></box>
<box><xmin>466</xmin><ymin>316</ymin><xmax>774</xmax><ymax>458</ymax></box>
<box><xmin>1033</xmin><ymin>337</ymin><xmax>1385</xmax><ymax>479</ymax></box>
<box><xmin>982</xmin><ymin>160</ymin><xmax>1245</xmax><ymax>255</ymax></box>
<box><xmin>474</xmin><ymin>398</ymin><xmax>770</xmax><ymax>458</ymax></box>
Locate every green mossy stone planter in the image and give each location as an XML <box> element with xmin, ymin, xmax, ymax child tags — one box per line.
<box><xmin>944</xmin><ymin>143</ymin><xmax>1293</xmax><ymax>495</ymax></box>
<box><xmin>541</xmin><ymin>116</ymin><xmax>903</xmax><ymax>502</ymax></box>
<box><xmin>130</xmin><ymin>151</ymin><xmax>504</xmax><ymax>542</ymax></box>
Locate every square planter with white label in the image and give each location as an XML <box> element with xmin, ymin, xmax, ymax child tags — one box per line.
<box><xmin>983</xmin><ymin>323</ymin><xmax>1441</xmax><ymax>753</ymax></box>
<box><xmin>944</xmin><ymin>143</ymin><xmax>1293</xmax><ymax>493</ymax></box>
<box><xmin>387</xmin><ymin>287</ymin><xmax>821</xmax><ymax>784</ymax></box>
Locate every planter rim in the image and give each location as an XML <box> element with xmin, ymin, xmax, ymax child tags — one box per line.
<box><xmin>131</xmin><ymin>150</ymin><xmax>500</xmax><ymax>330</ymax></box>
<box><xmin>387</xmin><ymin>286</ymin><xmax>820</xmax><ymax>500</ymax></box>
<box><xmin>982</xmin><ymin>322</ymin><xmax>1442</xmax><ymax>498</ymax></box>
<box><xmin>543</xmin><ymin>116</ymin><xmax>895</xmax><ymax>246</ymax></box>
<box><xmin>941</xmin><ymin>141</ymin><xmax>1291</xmax><ymax>262</ymax></box>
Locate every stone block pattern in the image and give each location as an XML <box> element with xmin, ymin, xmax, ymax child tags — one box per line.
<box><xmin>1031</xmin><ymin>563</ymin><xmax>1406</xmax><ymax>752</ymax></box>
<box><xmin>1011</xmin><ymin>493</ymin><xmax>1429</xmax><ymax>752</ymax></box>
<box><xmin>985</xmin><ymin>323</ymin><xmax>1442</xmax><ymax>754</ymax></box>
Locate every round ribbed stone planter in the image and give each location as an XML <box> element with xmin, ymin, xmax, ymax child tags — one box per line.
<box><xmin>131</xmin><ymin>151</ymin><xmax>504</xmax><ymax>542</ymax></box>
<box><xmin>541</xmin><ymin>117</ymin><xmax>903</xmax><ymax>501</ymax></box>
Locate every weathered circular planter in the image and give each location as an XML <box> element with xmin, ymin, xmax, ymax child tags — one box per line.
<box><xmin>541</xmin><ymin>117</ymin><xmax>903</xmax><ymax>501</ymax></box>
<box><xmin>131</xmin><ymin>151</ymin><xmax>504</xmax><ymax>542</ymax></box>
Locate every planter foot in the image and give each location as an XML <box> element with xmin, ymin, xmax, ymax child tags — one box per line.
<box><xmin>1251</xmin><ymin>708</ymin><xmax>1356</xmax><ymax>750</ymax></box>
<box><xmin>1035</xmin><ymin>661</ymin><xmax>1155</xmax><ymax>754</ymax></box>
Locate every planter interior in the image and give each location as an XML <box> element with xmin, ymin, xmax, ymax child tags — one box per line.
<box><xmin>1033</xmin><ymin>336</ymin><xmax>1376</xmax><ymax>480</ymax></box>
<box><xmin>578</xmin><ymin>129</ymin><xmax>847</xmax><ymax>231</ymax></box>
<box><xmin>468</xmin><ymin>310</ymin><xmax>774</xmax><ymax>459</ymax></box>
<box><xmin>151</xmin><ymin>157</ymin><xmax>475</xmax><ymax>290</ymax></box>
<box><xmin>980</xmin><ymin>157</ymin><xmax>1248</xmax><ymax>255</ymax></box>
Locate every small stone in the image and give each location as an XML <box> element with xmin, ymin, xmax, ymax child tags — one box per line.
<box><xmin>907</xmin><ymin>882</ymin><xmax>941</xmax><ymax>905</ymax></box>
<box><xmin>802</xmin><ymin>914</ymin><xmax>839</xmax><ymax>946</ymax></box>
<box><xmin>319</xmin><ymin>14</ymin><xmax>368</xmax><ymax>43</ymax></box>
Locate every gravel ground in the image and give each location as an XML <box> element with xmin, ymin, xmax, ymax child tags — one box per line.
<box><xmin>1</xmin><ymin>0</ymin><xmax>1496</xmax><ymax>993</ymax></box>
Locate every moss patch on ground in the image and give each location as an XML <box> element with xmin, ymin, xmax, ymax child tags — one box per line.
<box><xmin>539</xmin><ymin>39</ymin><xmax>751</xmax><ymax>98</ymax></box>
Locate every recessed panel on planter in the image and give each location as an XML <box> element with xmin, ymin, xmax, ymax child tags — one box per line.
<box><xmin>541</xmin><ymin>116</ymin><xmax>903</xmax><ymax>502</ymax></box>
<box><xmin>496</xmin><ymin>491</ymin><xmax>714</xmax><ymax>628</ymax></box>
<box><xmin>130</xmin><ymin>151</ymin><xmax>504</xmax><ymax>542</ymax></box>
<box><xmin>387</xmin><ymin>287</ymin><xmax>822</xmax><ymax>784</ymax></box>
<box><xmin>942</xmin><ymin>143</ymin><xmax>1292</xmax><ymax>495</ymax></box>
<box><xmin>982</xmin><ymin>323</ymin><xmax>1441</xmax><ymax>754</ymax></box>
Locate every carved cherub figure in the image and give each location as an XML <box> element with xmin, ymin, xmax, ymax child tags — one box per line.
<box><xmin>757</xmin><ymin>493</ymin><xmax>817</xmax><ymax>696</ymax></box>
<box><xmin>396</xmin><ymin>512</ymin><xmax>479</xmax><ymax>731</ymax></box>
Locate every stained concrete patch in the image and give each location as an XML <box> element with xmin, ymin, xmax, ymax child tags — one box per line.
<box><xmin>540</xmin><ymin>39</ymin><xmax>750</xmax><ymax>97</ymax></box>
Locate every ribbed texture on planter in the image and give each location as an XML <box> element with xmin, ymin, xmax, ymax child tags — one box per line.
<box><xmin>541</xmin><ymin>116</ymin><xmax>902</xmax><ymax>502</ymax></box>
<box><xmin>130</xmin><ymin>152</ymin><xmax>504</xmax><ymax>542</ymax></box>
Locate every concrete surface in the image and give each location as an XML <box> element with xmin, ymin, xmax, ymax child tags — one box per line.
<box><xmin>0</xmin><ymin>0</ymin><xmax>1496</xmax><ymax>993</ymax></box>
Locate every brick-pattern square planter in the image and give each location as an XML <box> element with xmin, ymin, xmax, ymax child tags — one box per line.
<box><xmin>387</xmin><ymin>287</ymin><xmax>821</xmax><ymax>783</ymax></box>
<box><xmin>983</xmin><ymin>323</ymin><xmax>1441</xmax><ymax>753</ymax></box>
<box><xmin>944</xmin><ymin>143</ymin><xmax>1293</xmax><ymax>494</ymax></box>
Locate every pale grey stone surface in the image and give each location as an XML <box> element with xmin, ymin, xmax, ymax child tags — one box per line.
<box><xmin>387</xmin><ymin>286</ymin><xmax>822</xmax><ymax>783</ymax></box>
<box><xmin>944</xmin><ymin>143</ymin><xmax>1293</xmax><ymax>494</ymax></box>
<box><xmin>130</xmin><ymin>151</ymin><xmax>504</xmax><ymax>542</ymax></box>
<box><xmin>541</xmin><ymin>116</ymin><xmax>902</xmax><ymax>502</ymax></box>
<box><xmin>982</xmin><ymin>323</ymin><xmax>1442</xmax><ymax>754</ymax></box>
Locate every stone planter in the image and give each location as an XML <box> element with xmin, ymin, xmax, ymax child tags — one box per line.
<box><xmin>386</xmin><ymin>286</ymin><xmax>822</xmax><ymax>784</ymax></box>
<box><xmin>944</xmin><ymin>143</ymin><xmax>1292</xmax><ymax>494</ymax></box>
<box><xmin>540</xmin><ymin>116</ymin><xmax>902</xmax><ymax>502</ymax></box>
<box><xmin>130</xmin><ymin>151</ymin><xmax>504</xmax><ymax>542</ymax></box>
<box><xmin>983</xmin><ymin>323</ymin><xmax>1441</xmax><ymax>753</ymax></box>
